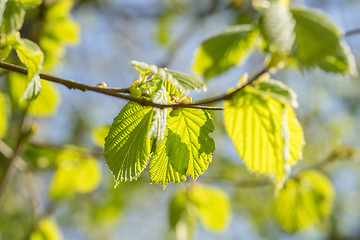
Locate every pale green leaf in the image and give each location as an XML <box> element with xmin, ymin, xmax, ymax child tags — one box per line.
<box><xmin>104</xmin><ymin>102</ymin><xmax>153</xmax><ymax>184</ymax></box>
<box><xmin>148</xmin><ymin>84</ymin><xmax>168</xmax><ymax>143</ymax></box>
<box><xmin>192</xmin><ymin>25</ymin><xmax>259</xmax><ymax>80</ymax></box>
<box><xmin>0</xmin><ymin>45</ymin><xmax>11</xmax><ymax>60</ymax></box>
<box><xmin>14</xmin><ymin>38</ymin><xmax>44</xmax><ymax>100</ymax></box>
<box><xmin>291</xmin><ymin>8</ymin><xmax>357</xmax><ymax>76</ymax></box>
<box><xmin>130</xmin><ymin>60</ymin><xmax>206</xmax><ymax>91</ymax></box>
<box><xmin>224</xmin><ymin>87</ymin><xmax>304</xmax><ymax>179</ymax></box>
<box><xmin>49</xmin><ymin>149</ymin><xmax>101</xmax><ymax>200</ymax></box>
<box><xmin>0</xmin><ymin>1</ymin><xmax>24</xmax><ymax>33</ymax></box>
<box><xmin>149</xmin><ymin>108</ymin><xmax>215</xmax><ymax>188</ymax></box>
<box><xmin>30</xmin><ymin>218</ymin><xmax>63</xmax><ymax>240</ymax></box>
<box><xmin>0</xmin><ymin>93</ymin><xmax>8</xmax><ymax>138</ymax></box>
<box><xmin>8</xmin><ymin>72</ymin><xmax>60</xmax><ymax>116</ymax></box>
<box><xmin>43</xmin><ymin>18</ymin><xmax>80</xmax><ymax>44</ymax></box>
<box><xmin>274</xmin><ymin>170</ymin><xmax>335</xmax><ymax>232</ymax></box>
<box><xmin>254</xmin><ymin>79</ymin><xmax>298</xmax><ymax>108</ymax></box>
<box><xmin>91</xmin><ymin>125</ymin><xmax>110</xmax><ymax>148</ymax></box>
<box><xmin>189</xmin><ymin>184</ymin><xmax>231</xmax><ymax>232</ymax></box>
<box><xmin>0</xmin><ymin>0</ymin><xmax>7</xmax><ymax>23</ymax></box>
<box><xmin>46</xmin><ymin>0</ymin><xmax>73</xmax><ymax>19</ymax></box>
<box><xmin>259</xmin><ymin>2</ymin><xmax>295</xmax><ymax>54</ymax></box>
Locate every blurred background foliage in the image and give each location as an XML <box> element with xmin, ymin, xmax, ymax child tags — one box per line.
<box><xmin>1</xmin><ymin>0</ymin><xmax>360</xmax><ymax>239</ymax></box>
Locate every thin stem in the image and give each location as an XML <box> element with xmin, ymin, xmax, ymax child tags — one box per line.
<box><xmin>344</xmin><ymin>28</ymin><xmax>360</xmax><ymax>37</ymax></box>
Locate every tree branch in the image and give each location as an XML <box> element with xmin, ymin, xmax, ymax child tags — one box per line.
<box><xmin>344</xmin><ymin>27</ymin><xmax>360</xmax><ymax>37</ymax></box>
<box><xmin>0</xmin><ymin>61</ymin><xmax>267</xmax><ymax>110</ymax></box>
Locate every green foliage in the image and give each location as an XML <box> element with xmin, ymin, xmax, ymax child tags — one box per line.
<box><xmin>0</xmin><ymin>93</ymin><xmax>8</xmax><ymax>138</ymax></box>
<box><xmin>149</xmin><ymin>108</ymin><xmax>215</xmax><ymax>188</ymax></box>
<box><xmin>169</xmin><ymin>184</ymin><xmax>231</xmax><ymax>239</ymax></box>
<box><xmin>30</xmin><ymin>218</ymin><xmax>63</xmax><ymax>240</ymax></box>
<box><xmin>224</xmin><ymin>83</ymin><xmax>304</xmax><ymax>184</ymax></box>
<box><xmin>290</xmin><ymin>8</ymin><xmax>357</xmax><ymax>75</ymax></box>
<box><xmin>0</xmin><ymin>1</ymin><xmax>24</xmax><ymax>33</ymax></box>
<box><xmin>274</xmin><ymin>170</ymin><xmax>335</xmax><ymax>232</ymax></box>
<box><xmin>49</xmin><ymin>148</ymin><xmax>102</xmax><ymax>200</ymax></box>
<box><xmin>148</xmin><ymin>84</ymin><xmax>168</xmax><ymax>143</ymax></box>
<box><xmin>8</xmin><ymin>72</ymin><xmax>60</xmax><ymax>116</ymax></box>
<box><xmin>131</xmin><ymin>61</ymin><xmax>206</xmax><ymax>91</ymax></box>
<box><xmin>104</xmin><ymin>102</ymin><xmax>154</xmax><ymax>183</ymax></box>
<box><xmin>192</xmin><ymin>25</ymin><xmax>259</xmax><ymax>80</ymax></box>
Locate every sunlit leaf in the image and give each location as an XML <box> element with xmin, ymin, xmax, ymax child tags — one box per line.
<box><xmin>192</xmin><ymin>25</ymin><xmax>259</xmax><ymax>80</ymax></box>
<box><xmin>46</xmin><ymin>0</ymin><xmax>73</xmax><ymax>19</ymax></box>
<box><xmin>30</xmin><ymin>218</ymin><xmax>63</xmax><ymax>240</ymax></box>
<box><xmin>49</xmin><ymin>149</ymin><xmax>101</xmax><ymax>200</ymax></box>
<box><xmin>0</xmin><ymin>44</ymin><xmax>11</xmax><ymax>60</ymax></box>
<box><xmin>224</xmin><ymin>87</ymin><xmax>304</xmax><ymax>181</ymax></box>
<box><xmin>43</xmin><ymin>18</ymin><xmax>80</xmax><ymax>44</ymax></box>
<box><xmin>149</xmin><ymin>108</ymin><xmax>215</xmax><ymax>188</ymax></box>
<box><xmin>131</xmin><ymin>60</ymin><xmax>206</xmax><ymax>91</ymax></box>
<box><xmin>0</xmin><ymin>0</ymin><xmax>7</xmax><ymax>23</ymax></box>
<box><xmin>259</xmin><ymin>2</ymin><xmax>295</xmax><ymax>55</ymax></box>
<box><xmin>274</xmin><ymin>170</ymin><xmax>335</xmax><ymax>232</ymax></box>
<box><xmin>91</xmin><ymin>125</ymin><xmax>110</xmax><ymax>148</ymax></box>
<box><xmin>291</xmin><ymin>8</ymin><xmax>357</xmax><ymax>76</ymax></box>
<box><xmin>189</xmin><ymin>184</ymin><xmax>231</xmax><ymax>232</ymax></box>
<box><xmin>0</xmin><ymin>1</ymin><xmax>24</xmax><ymax>33</ymax></box>
<box><xmin>15</xmin><ymin>0</ymin><xmax>42</xmax><ymax>8</ymax></box>
<box><xmin>104</xmin><ymin>102</ymin><xmax>153</xmax><ymax>184</ymax></box>
<box><xmin>148</xmin><ymin>84</ymin><xmax>168</xmax><ymax>144</ymax></box>
<box><xmin>0</xmin><ymin>93</ymin><xmax>8</xmax><ymax>138</ymax></box>
<box><xmin>8</xmin><ymin>72</ymin><xmax>60</xmax><ymax>116</ymax></box>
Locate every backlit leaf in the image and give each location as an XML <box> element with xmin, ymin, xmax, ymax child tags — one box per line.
<box><xmin>0</xmin><ymin>93</ymin><xmax>8</xmax><ymax>138</ymax></box>
<box><xmin>149</xmin><ymin>108</ymin><xmax>215</xmax><ymax>188</ymax></box>
<box><xmin>30</xmin><ymin>218</ymin><xmax>63</xmax><ymax>240</ymax></box>
<box><xmin>8</xmin><ymin>72</ymin><xmax>60</xmax><ymax>116</ymax></box>
<box><xmin>291</xmin><ymin>8</ymin><xmax>357</xmax><ymax>76</ymax></box>
<box><xmin>104</xmin><ymin>102</ymin><xmax>153</xmax><ymax>184</ymax></box>
<box><xmin>274</xmin><ymin>170</ymin><xmax>335</xmax><ymax>232</ymax></box>
<box><xmin>259</xmin><ymin>2</ymin><xmax>295</xmax><ymax>55</ymax></box>
<box><xmin>14</xmin><ymin>38</ymin><xmax>44</xmax><ymax>100</ymax></box>
<box><xmin>224</xmin><ymin>87</ymin><xmax>304</xmax><ymax>181</ymax></box>
<box><xmin>192</xmin><ymin>25</ymin><xmax>259</xmax><ymax>80</ymax></box>
<box><xmin>131</xmin><ymin>60</ymin><xmax>206</xmax><ymax>91</ymax></box>
<box><xmin>0</xmin><ymin>1</ymin><xmax>24</xmax><ymax>33</ymax></box>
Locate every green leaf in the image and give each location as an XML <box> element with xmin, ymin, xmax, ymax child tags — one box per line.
<box><xmin>30</xmin><ymin>218</ymin><xmax>63</xmax><ymax>240</ymax></box>
<box><xmin>155</xmin><ymin>12</ymin><xmax>173</xmax><ymax>45</ymax></box>
<box><xmin>43</xmin><ymin>18</ymin><xmax>80</xmax><ymax>44</ymax></box>
<box><xmin>0</xmin><ymin>1</ymin><xmax>24</xmax><ymax>33</ymax></box>
<box><xmin>274</xmin><ymin>170</ymin><xmax>335</xmax><ymax>232</ymax></box>
<box><xmin>291</xmin><ymin>8</ymin><xmax>357</xmax><ymax>76</ymax></box>
<box><xmin>224</xmin><ymin>87</ymin><xmax>304</xmax><ymax>180</ymax></box>
<box><xmin>0</xmin><ymin>93</ymin><xmax>8</xmax><ymax>138</ymax></box>
<box><xmin>148</xmin><ymin>84</ymin><xmax>169</xmax><ymax>144</ymax></box>
<box><xmin>0</xmin><ymin>44</ymin><xmax>11</xmax><ymax>60</ymax></box>
<box><xmin>0</xmin><ymin>0</ymin><xmax>8</xmax><ymax>23</ymax></box>
<box><xmin>104</xmin><ymin>102</ymin><xmax>154</xmax><ymax>184</ymax></box>
<box><xmin>149</xmin><ymin>108</ymin><xmax>215</xmax><ymax>188</ymax></box>
<box><xmin>130</xmin><ymin>60</ymin><xmax>206</xmax><ymax>91</ymax></box>
<box><xmin>259</xmin><ymin>3</ymin><xmax>295</xmax><ymax>55</ymax></box>
<box><xmin>189</xmin><ymin>184</ymin><xmax>231</xmax><ymax>232</ymax></box>
<box><xmin>46</xmin><ymin>0</ymin><xmax>73</xmax><ymax>20</ymax></box>
<box><xmin>14</xmin><ymin>38</ymin><xmax>44</xmax><ymax>100</ymax></box>
<box><xmin>91</xmin><ymin>125</ymin><xmax>110</xmax><ymax>148</ymax></box>
<box><xmin>192</xmin><ymin>25</ymin><xmax>259</xmax><ymax>80</ymax></box>
<box><xmin>254</xmin><ymin>79</ymin><xmax>298</xmax><ymax>108</ymax></box>
<box><xmin>8</xmin><ymin>72</ymin><xmax>60</xmax><ymax>116</ymax></box>
<box><xmin>49</xmin><ymin>148</ymin><xmax>101</xmax><ymax>200</ymax></box>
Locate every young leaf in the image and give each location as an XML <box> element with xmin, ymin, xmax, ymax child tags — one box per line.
<box><xmin>291</xmin><ymin>8</ymin><xmax>357</xmax><ymax>76</ymax></box>
<box><xmin>15</xmin><ymin>0</ymin><xmax>42</xmax><ymax>8</ymax></box>
<box><xmin>274</xmin><ymin>170</ymin><xmax>335</xmax><ymax>232</ymax></box>
<box><xmin>0</xmin><ymin>93</ymin><xmax>8</xmax><ymax>138</ymax></box>
<box><xmin>224</xmin><ymin>87</ymin><xmax>304</xmax><ymax>180</ymax></box>
<box><xmin>192</xmin><ymin>25</ymin><xmax>259</xmax><ymax>80</ymax></box>
<box><xmin>14</xmin><ymin>38</ymin><xmax>44</xmax><ymax>100</ymax></box>
<box><xmin>0</xmin><ymin>1</ymin><xmax>24</xmax><ymax>33</ymax></box>
<box><xmin>104</xmin><ymin>102</ymin><xmax>154</xmax><ymax>184</ymax></box>
<box><xmin>259</xmin><ymin>2</ymin><xmax>295</xmax><ymax>55</ymax></box>
<box><xmin>8</xmin><ymin>72</ymin><xmax>60</xmax><ymax>116</ymax></box>
<box><xmin>0</xmin><ymin>0</ymin><xmax>7</xmax><ymax>23</ymax></box>
<box><xmin>43</xmin><ymin>18</ymin><xmax>80</xmax><ymax>44</ymax></box>
<box><xmin>30</xmin><ymin>218</ymin><xmax>63</xmax><ymax>240</ymax></box>
<box><xmin>148</xmin><ymin>84</ymin><xmax>168</xmax><ymax>143</ymax></box>
<box><xmin>189</xmin><ymin>184</ymin><xmax>231</xmax><ymax>232</ymax></box>
<box><xmin>130</xmin><ymin>60</ymin><xmax>206</xmax><ymax>91</ymax></box>
<box><xmin>149</xmin><ymin>108</ymin><xmax>215</xmax><ymax>188</ymax></box>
